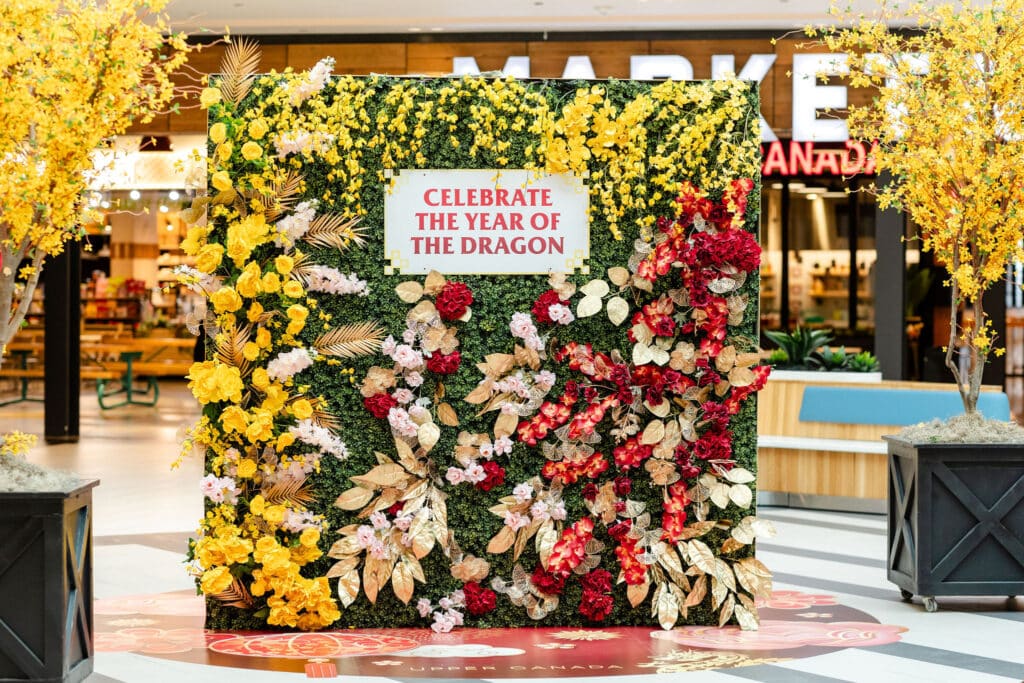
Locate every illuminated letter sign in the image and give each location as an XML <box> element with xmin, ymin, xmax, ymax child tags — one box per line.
<box><xmin>760</xmin><ymin>140</ymin><xmax>877</xmax><ymax>176</ymax></box>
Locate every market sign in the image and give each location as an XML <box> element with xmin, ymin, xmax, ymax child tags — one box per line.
<box><xmin>384</xmin><ymin>169</ymin><xmax>590</xmax><ymax>275</ymax></box>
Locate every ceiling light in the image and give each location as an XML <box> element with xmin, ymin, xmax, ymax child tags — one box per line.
<box><xmin>168</xmin><ymin>190</ymin><xmax>180</xmax><ymax>200</ymax></box>
<box><xmin>159</xmin><ymin>205</ymin><xmax>169</xmax><ymax>213</ymax></box>
<box><xmin>165</xmin><ymin>224</ymin><xmax>174</xmax><ymax>231</ymax></box>
<box><xmin>430</xmin><ymin>27</ymin><xmax>444</xmax><ymax>32</ymax></box>
<box><xmin>104</xmin><ymin>225</ymin><xmax>112</xmax><ymax>233</ymax></box>
<box><xmin>129</xmin><ymin>190</ymin><xmax>141</xmax><ymax>200</ymax></box>
<box><xmin>101</xmin><ymin>201</ymin><xmax>110</xmax><ymax>209</ymax></box>
<box><xmin>408</xmin><ymin>27</ymin><xmax>422</xmax><ymax>32</ymax></box>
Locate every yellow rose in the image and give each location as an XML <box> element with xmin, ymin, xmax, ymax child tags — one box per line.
<box><xmin>200</xmin><ymin>566</ymin><xmax>233</xmax><ymax>594</ymax></box>
<box><xmin>276</xmin><ymin>432</ymin><xmax>296</xmax><ymax>450</ymax></box>
<box><xmin>255</xmin><ymin>536</ymin><xmax>278</xmax><ymax>555</ymax></box>
<box><xmin>226</xmin><ymin>214</ymin><xmax>269</xmax><ymax>266</ymax></box>
<box><xmin>195</xmin><ymin>243</ymin><xmax>224</xmax><ymax>274</ymax></box>
<box><xmin>299</xmin><ymin>528</ymin><xmax>320</xmax><ymax>548</ymax></box>
<box><xmin>247</xmin><ymin>302</ymin><xmax>264</xmax><ymax>323</ymax></box>
<box><xmin>252</xmin><ymin>367</ymin><xmax>270</xmax><ymax>390</ymax></box>
<box><xmin>241</xmin><ymin>141</ymin><xmax>263</xmax><ymax>161</ymax></box>
<box><xmin>217</xmin><ymin>142</ymin><xmax>233</xmax><ymax>162</ymax></box>
<box><xmin>245</xmin><ymin>410</ymin><xmax>275</xmax><ymax>443</ymax></box>
<box><xmin>286</xmin><ymin>304</ymin><xmax>309</xmax><ymax>322</ymax></box>
<box><xmin>242</xmin><ymin>341</ymin><xmax>260</xmax><ymax>361</ymax></box>
<box><xmin>221</xmin><ymin>536</ymin><xmax>253</xmax><ymax>565</ymax></box>
<box><xmin>275</xmin><ymin>255</ymin><xmax>294</xmax><ymax>275</ymax></box>
<box><xmin>283</xmin><ymin>280</ymin><xmax>304</xmax><ymax>299</ymax></box>
<box><xmin>237</xmin><ymin>458</ymin><xmax>257</xmax><ymax>479</ymax></box>
<box><xmin>250</xmin><ymin>495</ymin><xmax>266</xmax><ymax>515</ymax></box>
<box><xmin>210</xmin><ymin>287</ymin><xmax>243</xmax><ymax>313</ymax></box>
<box><xmin>235</xmin><ymin>262</ymin><xmax>262</xmax><ymax>298</ymax></box>
<box><xmin>261</xmin><ymin>386</ymin><xmax>288</xmax><ymax>414</ymax></box>
<box><xmin>180</xmin><ymin>226</ymin><xmax>207</xmax><ymax>255</ymax></box>
<box><xmin>220</xmin><ymin>405</ymin><xmax>248</xmax><ymax>433</ymax></box>
<box><xmin>256</xmin><ymin>327</ymin><xmax>272</xmax><ymax>348</ymax></box>
<box><xmin>211</xmin><ymin>170</ymin><xmax>233</xmax><ymax>193</ymax></box>
<box><xmin>200</xmin><ymin>87</ymin><xmax>222</xmax><ymax>109</ymax></box>
<box><xmin>261</xmin><ymin>272</ymin><xmax>281</xmax><ymax>293</ymax></box>
<box><xmin>291</xmin><ymin>398</ymin><xmax>313</xmax><ymax>420</ymax></box>
<box><xmin>248</xmin><ymin>119</ymin><xmax>269</xmax><ymax>140</ymax></box>
<box><xmin>187</xmin><ymin>361</ymin><xmax>244</xmax><ymax>404</ymax></box>
<box><xmin>209</xmin><ymin>122</ymin><xmax>227</xmax><ymax>144</ymax></box>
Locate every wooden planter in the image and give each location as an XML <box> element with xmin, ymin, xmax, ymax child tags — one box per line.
<box><xmin>886</xmin><ymin>438</ymin><xmax>1024</xmax><ymax>612</ymax></box>
<box><xmin>0</xmin><ymin>480</ymin><xmax>98</xmax><ymax>683</ymax></box>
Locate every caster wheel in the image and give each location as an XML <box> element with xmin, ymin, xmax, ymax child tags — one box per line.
<box><xmin>923</xmin><ymin>596</ymin><xmax>938</xmax><ymax>613</ymax></box>
<box><xmin>900</xmin><ymin>589</ymin><xmax>914</xmax><ymax>602</ymax></box>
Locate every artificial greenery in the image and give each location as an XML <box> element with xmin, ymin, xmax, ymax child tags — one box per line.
<box><xmin>764</xmin><ymin>327</ymin><xmax>880</xmax><ymax>373</ymax></box>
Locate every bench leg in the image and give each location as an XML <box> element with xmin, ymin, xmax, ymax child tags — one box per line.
<box><xmin>0</xmin><ymin>377</ymin><xmax>44</xmax><ymax>407</ymax></box>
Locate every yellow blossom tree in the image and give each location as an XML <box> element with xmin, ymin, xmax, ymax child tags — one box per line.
<box><xmin>0</xmin><ymin>0</ymin><xmax>192</xmax><ymax>353</ymax></box>
<box><xmin>814</xmin><ymin>0</ymin><xmax>1024</xmax><ymax>416</ymax></box>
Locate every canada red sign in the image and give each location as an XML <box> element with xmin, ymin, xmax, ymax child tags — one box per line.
<box><xmin>760</xmin><ymin>140</ymin><xmax>877</xmax><ymax>177</ymax></box>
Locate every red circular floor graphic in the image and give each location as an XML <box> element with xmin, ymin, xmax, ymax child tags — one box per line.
<box><xmin>209</xmin><ymin>632</ymin><xmax>423</xmax><ymax>659</ymax></box>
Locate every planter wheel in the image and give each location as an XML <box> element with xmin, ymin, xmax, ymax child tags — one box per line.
<box><xmin>900</xmin><ymin>589</ymin><xmax>914</xmax><ymax>602</ymax></box>
<box><xmin>922</xmin><ymin>596</ymin><xmax>938</xmax><ymax>613</ymax></box>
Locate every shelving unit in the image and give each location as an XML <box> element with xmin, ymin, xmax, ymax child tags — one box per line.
<box><xmin>81</xmin><ymin>297</ymin><xmax>143</xmax><ymax>327</ymax></box>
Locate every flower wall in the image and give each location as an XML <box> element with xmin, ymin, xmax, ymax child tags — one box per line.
<box><xmin>181</xmin><ymin>55</ymin><xmax>773</xmax><ymax>633</ymax></box>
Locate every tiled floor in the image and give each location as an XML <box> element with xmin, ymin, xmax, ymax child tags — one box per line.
<box><xmin>3</xmin><ymin>382</ymin><xmax>1024</xmax><ymax>682</ymax></box>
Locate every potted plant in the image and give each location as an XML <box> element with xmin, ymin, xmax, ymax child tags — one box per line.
<box><xmin>815</xmin><ymin>0</ymin><xmax>1024</xmax><ymax>611</ymax></box>
<box><xmin>0</xmin><ymin>1</ymin><xmax>191</xmax><ymax>679</ymax></box>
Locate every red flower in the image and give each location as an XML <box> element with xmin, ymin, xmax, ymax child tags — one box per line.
<box><xmin>613</xmin><ymin>436</ymin><xmax>653</xmax><ymax>470</ymax></box>
<box><xmin>613</xmin><ymin>476</ymin><xmax>632</xmax><ymax>497</ymax></box>
<box><xmin>531</xmin><ymin>566</ymin><xmax>566</xmax><ymax>595</ymax></box>
<box><xmin>363</xmin><ymin>393</ymin><xmax>397</xmax><ymax>419</ymax></box>
<box><xmin>426</xmin><ymin>350</ymin><xmax>461</xmax><ymax>375</ymax></box>
<box><xmin>462</xmin><ymin>582</ymin><xmax>497</xmax><ymax>616</ymax></box>
<box><xmin>475</xmin><ymin>461</ymin><xmax>506</xmax><ymax>492</ymax></box>
<box><xmin>614</xmin><ymin>537</ymin><xmax>649</xmax><ymax>585</ymax></box>
<box><xmin>580</xmin><ymin>569</ymin><xmax>612</xmax><ymax>594</ymax></box>
<box><xmin>547</xmin><ymin>518</ymin><xmax>595</xmax><ymax>578</ymax></box>
<box><xmin>582</xmin><ymin>482</ymin><xmax>599</xmax><ymax>501</ymax></box>
<box><xmin>531</xmin><ymin>289</ymin><xmax>566</xmax><ymax>325</ymax></box>
<box><xmin>436</xmin><ymin>281</ymin><xmax>474</xmax><ymax>321</ymax></box>
<box><xmin>608</xmin><ymin>519</ymin><xmax>632</xmax><ymax>541</ymax></box>
<box><xmin>579</xmin><ymin>591</ymin><xmax>614</xmax><ymax>621</ymax></box>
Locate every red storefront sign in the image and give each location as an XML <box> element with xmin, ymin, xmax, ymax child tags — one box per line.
<box><xmin>761</xmin><ymin>140</ymin><xmax>877</xmax><ymax>177</ymax></box>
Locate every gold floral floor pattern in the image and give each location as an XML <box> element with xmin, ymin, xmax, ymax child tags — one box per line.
<box><xmin>94</xmin><ymin>589</ymin><xmax>906</xmax><ymax>678</ymax></box>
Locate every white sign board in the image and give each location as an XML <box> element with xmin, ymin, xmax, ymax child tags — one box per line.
<box><xmin>384</xmin><ymin>169</ymin><xmax>590</xmax><ymax>275</ymax></box>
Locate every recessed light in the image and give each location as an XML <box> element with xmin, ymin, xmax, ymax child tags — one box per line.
<box><xmin>101</xmin><ymin>200</ymin><xmax>110</xmax><ymax>209</ymax></box>
<box><xmin>159</xmin><ymin>205</ymin><xmax>169</xmax><ymax>213</ymax></box>
<box><xmin>430</xmin><ymin>27</ymin><xmax>444</xmax><ymax>32</ymax></box>
<box><xmin>408</xmin><ymin>27</ymin><xmax>422</xmax><ymax>32</ymax></box>
<box><xmin>168</xmin><ymin>190</ymin><xmax>180</xmax><ymax>200</ymax></box>
<box><xmin>104</xmin><ymin>225</ymin><xmax>112</xmax><ymax>233</ymax></box>
<box><xmin>129</xmin><ymin>190</ymin><xmax>141</xmax><ymax>200</ymax></box>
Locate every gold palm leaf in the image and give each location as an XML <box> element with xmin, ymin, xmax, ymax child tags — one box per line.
<box><xmin>262</xmin><ymin>476</ymin><xmax>316</xmax><ymax>507</ymax></box>
<box><xmin>309</xmin><ymin>397</ymin><xmax>343</xmax><ymax>431</ymax></box>
<box><xmin>288</xmin><ymin>252</ymin><xmax>318</xmax><ymax>287</ymax></box>
<box><xmin>215</xmin><ymin>324</ymin><xmax>252</xmax><ymax>374</ymax></box>
<box><xmin>211</xmin><ymin>577</ymin><xmax>255</xmax><ymax>608</ymax></box>
<box><xmin>264</xmin><ymin>171</ymin><xmax>305</xmax><ymax>223</ymax></box>
<box><xmin>302</xmin><ymin>214</ymin><xmax>368</xmax><ymax>251</ymax></box>
<box><xmin>313</xmin><ymin>321</ymin><xmax>385</xmax><ymax>358</ymax></box>
<box><xmin>218</xmin><ymin>37</ymin><xmax>262</xmax><ymax>107</ymax></box>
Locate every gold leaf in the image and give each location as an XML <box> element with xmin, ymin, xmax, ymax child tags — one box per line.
<box><xmin>406</xmin><ymin>555</ymin><xmax>427</xmax><ymax>583</ymax></box>
<box><xmin>633</xmin><ymin>342</ymin><xmax>653</xmax><ymax>365</ymax></box>
<box><xmin>628</xmin><ymin>579</ymin><xmax>651</xmax><ymax>607</ymax></box>
<box><xmin>607</xmin><ymin>266</ymin><xmax>630</xmax><ymax>287</ymax></box>
<box><xmin>326</xmin><ymin>557</ymin><xmax>359</xmax><ymax>579</ymax></box>
<box><xmin>735</xmin><ymin>603</ymin><xmax>759</xmax><ymax>631</ymax></box>
<box><xmin>729</xmin><ymin>484</ymin><xmax>753</xmax><ymax>509</ymax></box>
<box><xmin>263</xmin><ymin>171</ymin><xmax>304</xmax><ymax>223</ymax></box>
<box><xmin>512</xmin><ymin>525</ymin><xmax>534</xmax><ymax>562</ymax></box>
<box><xmin>335</xmin><ymin>486</ymin><xmax>374</xmax><ymax>510</ymax></box>
<box><xmin>337</xmin><ymin>569</ymin><xmax>360</xmax><ymax>608</ymax></box>
<box><xmin>215</xmin><ymin>324</ymin><xmax>252</xmax><ymax>375</ymax></box>
<box><xmin>579</xmin><ymin>279</ymin><xmax>610</xmax><ymax>297</ymax></box>
<box><xmin>710</xmin><ymin>482</ymin><xmax>732</xmax><ymax>509</ymax></box>
<box><xmin>721</xmin><ymin>538</ymin><xmax>745</xmax><ymax>554</ymax></box>
<box><xmin>728</xmin><ymin>366</ymin><xmax>756</xmax><ymax>388</ymax></box>
<box><xmin>463</xmin><ymin>381</ymin><xmax>493</xmax><ymax>405</ymax></box>
<box><xmin>677</xmin><ymin>520</ymin><xmax>717</xmax><ymax>540</ymax></box>
<box><xmin>363</xmin><ymin>558</ymin><xmax>382</xmax><ymax>604</ymax></box>
<box><xmin>606</xmin><ymin>296</ymin><xmax>630</xmax><ymax>325</ymax></box>
<box><xmin>576</xmin><ymin>295</ymin><xmax>603</xmax><ymax>318</ymax></box>
<box><xmin>211</xmin><ymin>577</ymin><xmax>255</xmax><ymax>609</ymax></box>
<box><xmin>548</xmin><ymin>272</ymin><xmax>576</xmax><ymax>299</ymax></box>
<box><xmin>718</xmin><ymin>594</ymin><xmax>736</xmax><ymax>627</ymax></box>
<box><xmin>487</xmin><ymin>526</ymin><xmax>516</xmax><ymax>555</ymax></box>
<box><xmin>417</xmin><ymin>422</ymin><xmax>441</xmax><ymax>452</ymax></box>
<box><xmin>685</xmin><ymin>575</ymin><xmax>708</xmax><ymax>607</ymax></box>
<box><xmin>725</xmin><ymin>468</ymin><xmax>756</xmax><ymax>485</ymax></box>
<box><xmin>424</xmin><ymin>270</ymin><xmax>447</xmax><ymax>295</ymax></box>
<box><xmin>217</xmin><ymin>37</ymin><xmax>262</xmax><ymax>107</ymax></box>
<box><xmin>408</xmin><ymin>300</ymin><xmax>439</xmax><ymax>324</ymax></box>
<box><xmin>715</xmin><ymin>345</ymin><xmax>737</xmax><ymax>373</ymax></box>
<box><xmin>513</xmin><ymin>344</ymin><xmax>542</xmax><ymax>371</ymax></box>
<box><xmin>731</xmin><ymin>518</ymin><xmax>755</xmax><ymax>544</ymax></box>
<box><xmin>328</xmin><ymin>536</ymin><xmax>362</xmax><ymax>558</ymax></box>
<box><xmin>451</xmin><ymin>555</ymin><xmax>490</xmax><ymax>582</ymax></box>
<box><xmin>734</xmin><ymin>557</ymin><xmax>773</xmax><ymax>597</ymax></box>
<box><xmin>656</xmin><ymin>584</ymin><xmax>680</xmax><ymax>630</ymax></box>
<box><xmin>688</xmin><ymin>539</ymin><xmax>717</xmax><ymax>575</ymax></box>
<box><xmin>483</xmin><ymin>353</ymin><xmax>516</xmax><ymax>377</ymax></box>
<box><xmin>392</xmin><ymin>558</ymin><xmax>415</xmax><ymax>604</ymax></box>
<box><xmin>437</xmin><ymin>402</ymin><xmax>460</xmax><ymax>426</ymax></box>
<box><xmin>351</xmin><ymin>463</ymin><xmax>410</xmax><ymax>490</ymax></box>
<box><xmin>536</xmin><ymin>523</ymin><xmax>558</xmax><ymax>567</ymax></box>
<box><xmin>715</xmin><ymin>558</ymin><xmax>738</xmax><ymax>592</ymax></box>
<box><xmin>752</xmin><ymin>518</ymin><xmax>777</xmax><ymax>539</ymax></box>
<box><xmin>641</xmin><ymin>419</ymin><xmax>666</xmax><ymax>445</ymax></box>
<box><xmin>711</xmin><ymin>575</ymin><xmax>727</xmax><ymax>609</ymax></box>
<box><xmin>302</xmin><ymin>214</ymin><xmax>368</xmax><ymax>251</ymax></box>
<box><xmin>656</xmin><ymin>543</ymin><xmax>684</xmax><ymax>576</ymax></box>
<box><xmin>736</xmin><ymin>352</ymin><xmax>761</xmax><ymax>368</ymax></box>
<box><xmin>646</xmin><ymin>459</ymin><xmax>680</xmax><ymax>486</ymax></box>
<box><xmin>314</xmin><ymin>321</ymin><xmax>385</xmax><ymax>358</ymax></box>
<box><xmin>262</xmin><ymin>476</ymin><xmax>315</xmax><ymax>506</ymax></box>
<box><xmin>395</xmin><ymin>281</ymin><xmax>424</xmax><ymax>303</ymax></box>
<box><xmin>644</xmin><ymin>398</ymin><xmax>671</xmax><ymax>418</ymax></box>
<box><xmin>494</xmin><ymin>411</ymin><xmax>518</xmax><ymax>439</ymax></box>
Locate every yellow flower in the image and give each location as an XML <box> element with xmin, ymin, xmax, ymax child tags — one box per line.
<box><xmin>237</xmin><ymin>458</ymin><xmax>257</xmax><ymax>479</ymax></box>
<box><xmin>291</xmin><ymin>398</ymin><xmax>313</xmax><ymax>420</ymax></box>
<box><xmin>200</xmin><ymin>566</ymin><xmax>233</xmax><ymax>594</ymax></box>
<box><xmin>217</xmin><ymin>142</ymin><xmax>233</xmax><ymax>162</ymax></box>
<box><xmin>252</xmin><ymin>368</ymin><xmax>270</xmax><ymax>390</ymax></box>
<box><xmin>180</xmin><ymin>226</ymin><xmax>207</xmax><ymax>255</ymax></box>
<box><xmin>283</xmin><ymin>280</ymin><xmax>304</xmax><ymax>299</ymax></box>
<box><xmin>195</xmin><ymin>243</ymin><xmax>224</xmax><ymax>274</ymax></box>
<box><xmin>200</xmin><ymin>87</ymin><xmax>222</xmax><ymax>109</ymax></box>
<box><xmin>248</xmin><ymin>119</ymin><xmax>269</xmax><ymax>140</ymax></box>
<box><xmin>276</xmin><ymin>432</ymin><xmax>296</xmax><ymax>450</ymax></box>
<box><xmin>255</xmin><ymin>327</ymin><xmax>272</xmax><ymax>349</ymax></box>
<box><xmin>263</xmin><ymin>505</ymin><xmax>286</xmax><ymax>527</ymax></box>
<box><xmin>211</xmin><ymin>170</ymin><xmax>233</xmax><ymax>192</ymax></box>
<box><xmin>242</xmin><ymin>341</ymin><xmax>260</xmax><ymax>361</ymax></box>
<box><xmin>245</xmin><ymin>409</ymin><xmax>275</xmax><ymax>443</ymax></box>
<box><xmin>209</xmin><ymin>122</ymin><xmax>227</xmax><ymax>144</ymax></box>
<box><xmin>220</xmin><ymin>405</ymin><xmax>248</xmax><ymax>433</ymax></box>
<box><xmin>241</xmin><ymin>141</ymin><xmax>263</xmax><ymax>161</ymax></box>
<box><xmin>286</xmin><ymin>304</ymin><xmax>308</xmax><ymax>336</ymax></box>
<box><xmin>250</xmin><ymin>494</ymin><xmax>266</xmax><ymax>515</ymax></box>
<box><xmin>275</xmin><ymin>255</ymin><xmax>294</xmax><ymax>275</ymax></box>
<box><xmin>299</xmin><ymin>528</ymin><xmax>320</xmax><ymax>548</ymax></box>
<box><xmin>235</xmin><ymin>262</ymin><xmax>262</xmax><ymax>298</ymax></box>
<box><xmin>226</xmin><ymin>214</ymin><xmax>269</xmax><ymax>266</ymax></box>
<box><xmin>247</xmin><ymin>302</ymin><xmax>264</xmax><ymax>323</ymax></box>
<box><xmin>210</xmin><ymin>286</ymin><xmax>243</xmax><ymax>313</ymax></box>
<box><xmin>261</xmin><ymin>272</ymin><xmax>281</xmax><ymax>293</ymax></box>
<box><xmin>187</xmin><ymin>361</ymin><xmax>244</xmax><ymax>404</ymax></box>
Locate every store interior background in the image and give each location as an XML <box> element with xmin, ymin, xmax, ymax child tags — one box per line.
<box><xmin>31</xmin><ymin>21</ymin><xmax>1024</xmax><ymax>422</ymax></box>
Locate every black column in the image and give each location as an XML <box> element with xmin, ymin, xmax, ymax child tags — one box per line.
<box><xmin>874</xmin><ymin>172</ymin><xmax>905</xmax><ymax>380</ymax></box>
<box><xmin>848</xmin><ymin>179</ymin><xmax>860</xmax><ymax>332</ymax></box>
<box><xmin>779</xmin><ymin>179</ymin><xmax>791</xmax><ymax>330</ymax></box>
<box><xmin>44</xmin><ymin>246</ymin><xmax>80</xmax><ymax>443</ymax></box>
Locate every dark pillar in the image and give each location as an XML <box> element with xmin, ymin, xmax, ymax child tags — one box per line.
<box><xmin>848</xmin><ymin>179</ymin><xmax>860</xmax><ymax>331</ymax></box>
<box><xmin>982</xmin><ymin>280</ymin><xmax>1006</xmax><ymax>387</ymax></box>
<box><xmin>779</xmin><ymin>179</ymin><xmax>791</xmax><ymax>330</ymax></box>
<box><xmin>44</xmin><ymin>246</ymin><xmax>80</xmax><ymax>443</ymax></box>
<box><xmin>874</xmin><ymin>172</ymin><xmax>905</xmax><ymax>380</ymax></box>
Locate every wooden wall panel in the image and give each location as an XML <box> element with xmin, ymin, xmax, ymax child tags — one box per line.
<box><xmin>287</xmin><ymin>43</ymin><xmax>407</xmax><ymax>75</ymax></box>
<box><xmin>527</xmin><ymin>40</ymin><xmax>647</xmax><ymax>79</ymax></box>
<box><xmin>758</xmin><ymin>448</ymin><xmax>887</xmax><ymax>499</ymax></box>
<box><xmin>407</xmin><ymin>42</ymin><xmax>529</xmax><ymax>76</ymax></box>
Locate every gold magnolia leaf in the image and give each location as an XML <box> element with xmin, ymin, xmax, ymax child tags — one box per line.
<box><xmin>211</xmin><ymin>577</ymin><xmax>255</xmax><ymax>609</ymax></box>
<box><xmin>487</xmin><ymin>526</ymin><xmax>516</xmax><ymax>554</ymax></box>
<box><xmin>363</xmin><ymin>558</ymin><xmax>382</xmax><ymax>604</ymax></box>
<box><xmin>392</xmin><ymin>558</ymin><xmax>415</xmax><ymax>604</ymax></box>
<box><xmin>734</xmin><ymin>557</ymin><xmax>773</xmax><ymax>597</ymax></box>
<box><xmin>262</xmin><ymin>477</ymin><xmax>315</xmax><ymax>506</ymax></box>
<box><xmin>607</xmin><ymin>266</ymin><xmax>630</xmax><ymax>287</ymax></box>
<box><xmin>715</xmin><ymin>558</ymin><xmax>738</xmax><ymax>592</ymax></box>
<box><xmin>326</xmin><ymin>557</ymin><xmax>359</xmax><ymax>579</ymax></box>
<box><xmin>338</xmin><ymin>569</ymin><xmax>361</xmax><ymax>608</ymax></box>
<box><xmin>728</xmin><ymin>366</ymin><xmax>756</xmax><ymax>387</ymax></box>
<box><xmin>718</xmin><ymin>593</ymin><xmax>736</xmax><ymax>627</ymax></box>
<box><xmin>536</xmin><ymin>523</ymin><xmax>558</xmax><ymax>567</ymax></box>
<box><xmin>328</xmin><ymin>535</ymin><xmax>362</xmax><ymax>558</ymax></box>
<box><xmin>627</xmin><ymin>579</ymin><xmax>651</xmax><ymax>607</ymax></box>
<box><xmin>335</xmin><ymin>486</ymin><xmax>375</xmax><ymax>510</ymax></box>
<box><xmin>417</xmin><ymin>422</ymin><xmax>441</xmax><ymax>452</ymax></box>
<box><xmin>656</xmin><ymin>584</ymin><xmax>680</xmax><ymax>630</ymax></box>
<box><xmin>463</xmin><ymin>381</ymin><xmax>494</xmax><ymax>405</ymax></box>
<box><xmin>721</xmin><ymin>537</ymin><xmax>745</xmax><ymax>554</ymax></box>
<box><xmin>711</xmin><ymin>575</ymin><xmax>728</xmax><ymax>609</ymax></box>
<box><xmin>395</xmin><ymin>281</ymin><xmax>424</xmax><ymax>303</ymax></box>
<box><xmin>494</xmin><ymin>411</ymin><xmax>518</xmax><ymax>439</ymax></box>
<box><xmin>685</xmin><ymin>574</ymin><xmax>708</xmax><ymax>607</ymax></box>
<box><xmin>656</xmin><ymin>543</ymin><xmax>684</xmax><ymax>576</ymax></box>
<box><xmin>512</xmin><ymin>525</ymin><xmax>534</xmax><ymax>561</ymax></box>
<box><xmin>451</xmin><ymin>555</ymin><xmax>490</xmax><ymax>582</ymax></box>
<box><xmin>351</xmin><ymin>463</ymin><xmax>410</xmax><ymax>490</ymax></box>
<box><xmin>424</xmin><ymin>270</ymin><xmax>447</xmax><ymax>295</ymax></box>
<box><xmin>313</xmin><ymin>321</ymin><xmax>385</xmax><ymax>358</ymax></box>
<box><xmin>688</xmin><ymin>539</ymin><xmax>717</xmax><ymax>575</ymax></box>
<box><xmin>641</xmin><ymin>419</ymin><xmax>666</xmax><ymax>445</ymax></box>
<box><xmin>302</xmin><ymin>214</ymin><xmax>368</xmax><ymax>251</ymax></box>
<box><xmin>437</xmin><ymin>402</ymin><xmax>460</xmax><ymax>426</ymax></box>
<box><xmin>715</xmin><ymin>345</ymin><xmax>737</xmax><ymax>373</ymax></box>
<box><xmin>218</xmin><ymin>37</ymin><xmax>262</xmax><ymax>107</ymax></box>
<box><xmin>735</xmin><ymin>603</ymin><xmax>759</xmax><ymax>631</ymax></box>
<box><xmin>607</xmin><ymin>296</ymin><xmax>630</xmax><ymax>325</ymax></box>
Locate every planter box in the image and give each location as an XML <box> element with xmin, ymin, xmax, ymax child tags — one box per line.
<box><xmin>885</xmin><ymin>438</ymin><xmax>1024</xmax><ymax>611</ymax></box>
<box><xmin>0</xmin><ymin>480</ymin><xmax>98</xmax><ymax>683</ymax></box>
